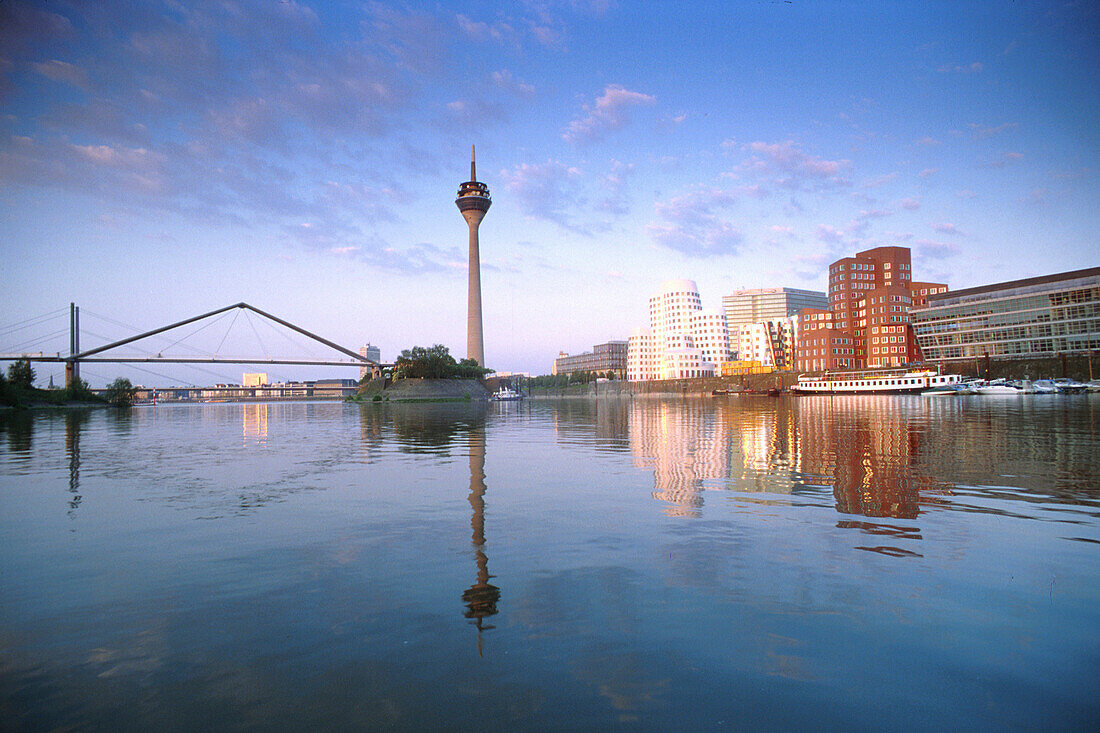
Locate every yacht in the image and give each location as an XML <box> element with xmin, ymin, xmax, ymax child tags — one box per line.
<box><xmin>491</xmin><ymin>385</ymin><xmax>524</xmax><ymax>401</ymax></box>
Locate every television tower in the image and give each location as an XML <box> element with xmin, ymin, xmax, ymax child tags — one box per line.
<box><xmin>456</xmin><ymin>145</ymin><xmax>491</xmax><ymax>368</ymax></box>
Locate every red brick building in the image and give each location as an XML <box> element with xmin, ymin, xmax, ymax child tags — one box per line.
<box><xmin>797</xmin><ymin>246</ymin><xmax>947</xmax><ymax>371</ymax></box>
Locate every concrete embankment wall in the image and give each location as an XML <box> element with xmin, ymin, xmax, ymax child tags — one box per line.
<box><xmin>527</xmin><ymin>355</ymin><xmax>1098</xmax><ymax>399</ymax></box>
<box><xmin>527</xmin><ymin>372</ymin><xmax>797</xmax><ymax>399</ymax></box>
<box><xmin>927</xmin><ymin>355</ymin><xmax>1097</xmax><ymax>382</ymax></box>
<box><xmin>356</xmin><ymin>377</ymin><xmax>492</xmax><ymax>400</ymax></box>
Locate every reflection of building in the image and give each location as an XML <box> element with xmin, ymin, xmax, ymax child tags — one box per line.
<box><xmin>243</xmin><ymin>403</ymin><xmax>268</xmax><ymax>440</ymax></box>
<box><xmin>795</xmin><ymin>396</ymin><xmax>952</xmax><ymax>519</ymax></box>
<box><xmin>621</xmin><ymin>397</ymin><xmax>952</xmax><ymax>522</ymax></box>
<box><xmin>553</xmin><ymin>341</ymin><xmax>628</xmax><ymax>378</ymax></box>
<box><xmin>627</xmin><ymin>279</ymin><xmax>732</xmax><ymax>380</ymax></box>
<box><xmin>910</xmin><ymin>267</ymin><xmax>1100</xmax><ymax>361</ymax></box>
<box><xmin>798</xmin><ymin>246</ymin><xmax>948</xmax><ymax>370</ymax></box>
<box><xmin>359</xmin><ymin>344</ymin><xmax>381</xmax><ymax>380</ymax></box>
<box><xmin>629</xmin><ymin>401</ymin><xmax>729</xmax><ymax>516</ymax></box>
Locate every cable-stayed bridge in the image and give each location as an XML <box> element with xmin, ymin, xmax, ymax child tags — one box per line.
<box><xmin>0</xmin><ymin>302</ymin><xmax>387</xmax><ymax>387</ymax></box>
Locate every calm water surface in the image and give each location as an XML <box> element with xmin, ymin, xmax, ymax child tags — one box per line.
<box><xmin>1</xmin><ymin>396</ymin><xmax>1098</xmax><ymax>730</ymax></box>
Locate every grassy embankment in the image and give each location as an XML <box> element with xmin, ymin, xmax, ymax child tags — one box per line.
<box><xmin>0</xmin><ymin>380</ymin><xmax>104</xmax><ymax>409</ymax></box>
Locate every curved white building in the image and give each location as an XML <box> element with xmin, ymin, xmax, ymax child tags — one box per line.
<box><xmin>628</xmin><ymin>279</ymin><xmax>732</xmax><ymax>381</ymax></box>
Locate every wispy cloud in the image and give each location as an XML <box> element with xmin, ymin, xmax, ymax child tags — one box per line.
<box><xmin>898</xmin><ymin>197</ymin><xmax>922</xmax><ymax>210</ymax></box>
<box><xmin>861</xmin><ymin>172</ymin><xmax>897</xmax><ymax>189</ymax></box>
<box><xmin>501</xmin><ymin>160</ymin><xmax>591</xmax><ymax>232</ymax></box>
<box><xmin>734</xmin><ymin>140</ymin><xmax>852</xmax><ymax>191</ymax></box>
<box><xmin>915</xmin><ymin>238</ymin><xmax>959</xmax><ymax>259</ymax></box>
<box><xmin>647</xmin><ymin>189</ymin><xmax>742</xmax><ymax>257</ymax></box>
<box><xmin>490</xmin><ymin>69</ymin><xmax>534</xmax><ymax>96</ymax></box>
<box><xmin>968</xmin><ymin>122</ymin><xmax>1017</xmax><ymax>140</ymax></box>
<box><xmin>931</xmin><ymin>222</ymin><xmax>963</xmax><ymax>235</ymax></box>
<box><xmin>919</xmin><ymin>168</ymin><xmax>939</xmax><ymax>178</ymax></box>
<box><xmin>562</xmin><ymin>84</ymin><xmax>656</xmax><ymax>144</ymax></box>
<box><xmin>917</xmin><ymin>136</ymin><xmax>941</xmax><ymax>147</ymax></box>
<box><xmin>977</xmin><ymin>151</ymin><xmax>1024</xmax><ymax>168</ymax></box>
<box><xmin>938</xmin><ymin>61</ymin><xmax>983</xmax><ymax>74</ymax></box>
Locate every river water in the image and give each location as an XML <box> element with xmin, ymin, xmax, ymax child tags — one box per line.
<box><xmin>1</xmin><ymin>396</ymin><xmax>1098</xmax><ymax>730</ymax></box>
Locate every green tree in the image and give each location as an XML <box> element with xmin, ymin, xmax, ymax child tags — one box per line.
<box><xmin>104</xmin><ymin>377</ymin><xmax>137</xmax><ymax>407</ymax></box>
<box><xmin>393</xmin><ymin>345</ymin><xmax>493</xmax><ymax>380</ymax></box>
<box><xmin>7</xmin><ymin>358</ymin><xmax>35</xmax><ymax>389</ymax></box>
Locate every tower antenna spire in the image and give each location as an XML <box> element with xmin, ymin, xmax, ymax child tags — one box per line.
<box><xmin>471</xmin><ymin>144</ymin><xmax>476</xmax><ymax>181</ymax></box>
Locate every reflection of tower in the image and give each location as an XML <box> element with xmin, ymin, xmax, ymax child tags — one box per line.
<box><xmin>462</xmin><ymin>426</ymin><xmax>500</xmax><ymax>655</ymax></box>
<box><xmin>455</xmin><ymin>145</ymin><xmax>492</xmax><ymax>368</ymax></box>
<box><xmin>65</xmin><ymin>411</ymin><xmax>86</xmax><ymax>514</ymax></box>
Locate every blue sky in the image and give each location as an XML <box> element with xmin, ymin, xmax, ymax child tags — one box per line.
<box><xmin>2</xmin><ymin>0</ymin><xmax>1097</xmax><ymax>385</ymax></box>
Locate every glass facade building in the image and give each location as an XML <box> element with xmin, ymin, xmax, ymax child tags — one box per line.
<box><xmin>910</xmin><ymin>267</ymin><xmax>1100</xmax><ymax>360</ymax></box>
<box><xmin>554</xmin><ymin>341</ymin><xmax>628</xmax><ymax>378</ymax></box>
<box><xmin>722</xmin><ymin>288</ymin><xmax>827</xmax><ymax>332</ymax></box>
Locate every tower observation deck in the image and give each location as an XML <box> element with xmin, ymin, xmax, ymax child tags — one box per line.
<box><xmin>456</xmin><ymin>146</ymin><xmax>492</xmax><ymax>368</ymax></box>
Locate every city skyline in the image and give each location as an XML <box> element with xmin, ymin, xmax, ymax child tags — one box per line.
<box><xmin>2</xmin><ymin>1</ymin><xmax>1097</xmax><ymax>384</ymax></box>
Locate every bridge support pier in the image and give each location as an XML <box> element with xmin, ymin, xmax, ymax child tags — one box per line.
<box><xmin>65</xmin><ymin>303</ymin><xmax>80</xmax><ymax>388</ymax></box>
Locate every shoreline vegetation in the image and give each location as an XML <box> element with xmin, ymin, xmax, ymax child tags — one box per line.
<box><xmin>347</xmin><ymin>344</ymin><xmax>495</xmax><ymax>404</ymax></box>
<box><xmin>1</xmin><ymin>358</ymin><xmax>138</xmax><ymax>410</ymax></box>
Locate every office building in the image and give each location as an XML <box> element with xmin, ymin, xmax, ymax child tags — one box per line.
<box><xmin>910</xmin><ymin>267</ymin><xmax>1100</xmax><ymax>360</ymax></box>
<box><xmin>798</xmin><ymin>246</ymin><xmax>947</xmax><ymax>371</ymax></box>
<box><xmin>737</xmin><ymin>317</ymin><xmax>798</xmax><ymax>370</ymax></box>
<box><xmin>723</xmin><ymin>287</ymin><xmax>827</xmax><ymax>332</ymax></box>
<box><xmin>359</xmin><ymin>343</ymin><xmax>382</xmax><ymax>380</ymax></box>
<box><xmin>553</xmin><ymin>341</ymin><xmax>628</xmax><ymax>378</ymax></box>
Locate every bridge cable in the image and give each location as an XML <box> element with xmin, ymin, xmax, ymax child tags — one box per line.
<box><xmin>214</xmin><ymin>308</ymin><xmax>241</xmax><ymax>358</ymax></box>
<box><xmin>4</xmin><ymin>327</ymin><xmax>71</xmax><ymax>353</ymax></box>
<box><xmin>158</xmin><ymin>309</ymin><xmax>234</xmax><ymax>355</ymax></box>
<box><xmin>244</xmin><ymin>309</ymin><xmax>268</xmax><ymax>359</ymax></box>
<box><xmin>82</xmin><ymin>309</ymin><xmax>226</xmax><ymax>357</ymax></box>
<box><xmin>79</xmin><ymin>328</ymin><xmax>237</xmax><ymax>385</ymax></box>
<box><xmin>0</xmin><ymin>307</ymin><xmax>68</xmax><ymax>334</ymax></box>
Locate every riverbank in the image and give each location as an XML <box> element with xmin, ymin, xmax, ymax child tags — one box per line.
<box><xmin>350</xmin><ymin>377</ymin><xmax>492</xmax><ymax>403</ymax></box>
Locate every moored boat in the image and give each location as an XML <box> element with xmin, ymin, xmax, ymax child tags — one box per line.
<box><xmin>491</xmin><ymin>385</ymin><xmax>524</xmax><ymax>401</ymax></box>
<box><xmin>793</xmin><ymin>369</ymin><xmax>962</xmax><ymax>395</ymax></box>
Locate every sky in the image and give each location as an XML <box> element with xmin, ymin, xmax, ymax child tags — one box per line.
<box><xmin>2</xmin><ymin>0</ymin><xmax>1098</xmax><ymax>386</ymax></box>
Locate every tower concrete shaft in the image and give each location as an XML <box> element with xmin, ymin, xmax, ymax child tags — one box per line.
<box><xmin>456</xmin><ymin>146</ymin><xmax>491</xmax><ymax>368</ymax></box>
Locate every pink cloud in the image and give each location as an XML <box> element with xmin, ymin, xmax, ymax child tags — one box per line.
<box><xmin>563</xmin><ymin>84</ymin><xmax>656</xmax><ymax>144</ymax></box>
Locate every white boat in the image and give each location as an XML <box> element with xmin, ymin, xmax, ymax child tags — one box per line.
<box><xmin>491</xmin><ymin>385</ymin><xmax>524</xmax><ymax>401</ymax></box>
<box><xmin>793</xmin><ymin>369</ymin><xmax>963</xmax><ymax>395</ymax></box>
<box><xmin>974</xmin><ymin>379</ymin><xmax>1022</xmax><ymax>395</ymax></box>
<box><xmin>1053</xmin><ymin>378</ymin><xmax>1088</xmax><ymax>394</ymax></box>
<box><xmin>1033</xmin><ymin>379</ymin><xmax>1059</xmax><ymax>394</ymax></box>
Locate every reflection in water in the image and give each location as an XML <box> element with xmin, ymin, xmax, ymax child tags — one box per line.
<box><xmin>242</xmin><ymin>404</ymin><xmax>268</xmax><ymax>441</ymax></box>
<box><xmin>358</xmin><ymin>402</ymin><xmax>501</xmax><ymax>652</ymax></box>
<box><xmin>1</xmin><ymin>410</ymin><xmax>35</xmax><ymax>456</ymax></box>
<box><xmin>66</xmin><ymin>411</ymin><xmax>89</xmax><ymax>515</ymax></box>
<box><xmin>462</xmin><ymin>425</ymin><xmax>500</xmax><ymax>655</ymax></box>
<box><xmin>628</xmin><ymin>397</ymin><xmax>958</xmax><ymax>528</ymax></box>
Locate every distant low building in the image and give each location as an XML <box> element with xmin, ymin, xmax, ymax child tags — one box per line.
<box><xmin>243</xmin><ymin>372</ymin><xmax>269</xmax><ymax>386</ymax></box>
<box><xmin>911</xmin><ymin>267</ymin><xmax>1100</xmax><ymax>361</ymax></box>
<box><xmin>554</xmin><ymin>341</ymin><xmax>628</xmax><ymax>379</ymax></box>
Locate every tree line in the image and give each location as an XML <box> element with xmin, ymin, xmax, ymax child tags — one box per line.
<box><xmin>1</xmin><ymin>358</ymin><xmax>137</xmax><ymax>407</ymax></box>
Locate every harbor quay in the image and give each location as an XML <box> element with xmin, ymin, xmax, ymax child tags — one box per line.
<box><xmin>529</xmin><ymin>353</ymin><xmax>1099</xmax><ymax>399</ymax></box>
